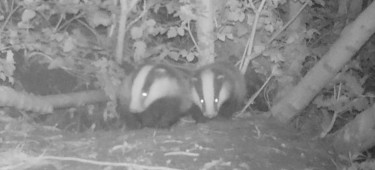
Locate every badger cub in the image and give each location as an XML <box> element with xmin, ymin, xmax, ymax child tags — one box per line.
<box><xmin>117</xmin><ymin>63</ymin><xmax>193</xmax><ymax>129</ymax></box>
<box><xmin>191</xmin><ymin>62</ymin><xmax>247</xmax><ymax>122</ymax></box>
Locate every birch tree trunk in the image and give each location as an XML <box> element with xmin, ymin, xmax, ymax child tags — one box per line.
<box><xmin>271</xmin><ymin>2</ymin><xmax>375</xmax><ymax>123</ymax></box>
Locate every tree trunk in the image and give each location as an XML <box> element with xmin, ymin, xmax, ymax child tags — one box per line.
<box><xmin>195</xmin><ymin>0</ymin><xmax>215</xmax><ymax>66</ymax></box>
<box><xmin>271</xmin><ymin>2</ymin><xmax>375</xmax><ymax>123</ymax></box>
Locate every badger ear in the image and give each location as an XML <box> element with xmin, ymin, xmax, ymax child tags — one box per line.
<box><xmin>154</xmin><ymin>67</ymin><xmax>167</xmax><ymax>73</ymax></box>
<box><xmin>153</xmin><ymin>67</ymin><xmax>168</xmax><ymax>77</ymax></box>
<box><xmin>217</xmin><ymin>74</ymin><xmax>225</xmax><ymax>80</ymax></box>
<box><xmin>191</xmin><ymin>77</ymin><xmax>198</xmax><ymax>82</ymax></box>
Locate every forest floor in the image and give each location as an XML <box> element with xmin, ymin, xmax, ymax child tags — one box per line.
<box><xmin>0</xmin><ymin>114</ymin><xmax>338</xmax><ymax>170</ymax></box>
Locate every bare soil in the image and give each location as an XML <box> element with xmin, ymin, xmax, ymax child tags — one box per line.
<box><xmin>0</xmin><ymin>115</ymin><xmax>336</xmax><ymax>170</ymax></box>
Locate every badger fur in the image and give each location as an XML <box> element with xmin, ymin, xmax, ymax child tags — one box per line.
<box><xmin>191</xmin><ymin>61</ymin><xmax>247</xmax><ymax>122</ymax></box>
<box><xmin>117</xmin><ymin>63</ymin><xmax>193</xmax><ymax>129</ymax></box>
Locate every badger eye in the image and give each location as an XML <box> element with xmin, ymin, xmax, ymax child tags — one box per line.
<box><xmin>200</xmin><ymin>99</ymin><xmax>205</xmax><ymax>104</ymax></box>
<box><xmin>142</xmin><ymin>92</ymin><xmax>148</xmax><ymax>97</ymax></box>
<box><xmin>214</xmin><ymin>98</ymin><xmax>219</xmax><ymax>103</ymax></box>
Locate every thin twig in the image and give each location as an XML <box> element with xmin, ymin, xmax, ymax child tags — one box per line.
<box><xmin>76</xmin><ymin>19</ymin><xmax>101</xmax><ymax>43</ymax></box>
<box><xmin>187</xmin><ymin>20</ymin><xmax>202</xmax><ymax>59</ymax></box>
<box><xmin>39</xmin><ymin>155</ymin><xmax>181</xmax><ymax>170</ymax></box>
<box><xmin>266</xmin><ymin>1</ymin><xmax>309</xmax><ymax>45</ymax></box>
<box><xmin>126</xmin><ymin>0</ymin><xmax>147</xmax><ymax>30</ymax></box>
<box><xmin>0</xmin><ymin>4</ymin><xmax>21</xmax><ymax>32</ymax></box>
<box><xmin>164</xmin><ymin>151</ymin><xmax>199</xmax><ymax>157</ymax></box>
<box><xmin>56</xmin><ymin>12</ymin><xmax>86</xmax><ymax>32</ymax></box>
<box><xmin>238</xmin><ymin>73</ymin><xmax>273</xmax><ymax>116</ymax></box>
<box><xmin>238</xmin><ymin>1</ymin><xmax>309</xmax><ymax>73</ymax></box>
<box><xmin>320</xmin><ymin>83</ymin><xmax>342</xmax><ymax>138</ymax></box>
<box><xmin>239</xmin><ymin>0</ymin><xmax>267</xmax><ymax>74</ymax></box>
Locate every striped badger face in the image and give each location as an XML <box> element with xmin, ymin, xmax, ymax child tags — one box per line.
<box><xmin>192</xmin><ymin>67</ymin><xmax>232</xmax><ymax>118</ymax></box>
<box><xmin>129</xmin><ymin>64</ymin><xmax>187</xmax><ymax>113</ymax></box>
<box><xmin>191</xmin><ymin>62</ymin><xmax>246</xmax><ymax>119</ymax></box>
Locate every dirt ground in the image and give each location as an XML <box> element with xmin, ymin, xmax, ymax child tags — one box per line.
<box><xmin>0</xmin><ymin>113</ymin><xmax>338</xmax><ymax>170</ymax></box>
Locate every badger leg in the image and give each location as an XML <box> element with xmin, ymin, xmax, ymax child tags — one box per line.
<box><xmin>118</xmin><ymin>113</ymin><xmax>142</xmax><ymax>129</ymax></box>
<box><xmin>137</xmin><ymin>98</ymin><xmax>187</xmax><ymax>128</ymax></box>
<box><xmin>217</xmin><ymin>99</ymin><xmax>241</xmax><ymax>119</ymax></box>
<box><xmin>116</xmin><ymin>101</ymin><xmax>142</xmax><ymax>129</ymax></box>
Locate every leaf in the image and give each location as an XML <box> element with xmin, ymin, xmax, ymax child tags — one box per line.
<box><xmin>286</xmin><ymin>33</ymin><xmax>300</xmax><ymax>44</ymax></box>
<box><xmin>306</xmin><ymin>29</ymin><xmax>320</xmax><ymax>39</ymax></box>
<box><xmin>247</xmin><ymin>14</ymin><xmax>255</xmax><ymax>26</ymax></box>
<box><xmin>263</xmin><ymin>49</ymin><xmax>284</xmax><ymax>63</ymax></box>
<box><xmin>131</xmin><ymin>26</ymin><xmax>144</xmax><ymax>39</ymax></box>
<box><xmin>253</xmin><ymin>45</ymin><xmax>266</xmax><ymax>54</ymax></box>
<box><xmin>8</xmin><ymin>76</ymin><xmax>14</xmax><ymax>84</ymax></box>
<box><xmin>168</xmin><ymin>51</ymin><xmax>179</xmax><ymax>61</ymax></box>
<box><xmin>144</xmin><ymin>19</ymin><xmax>157</xmax><ymax>34</ymax></box>
<box><xmin>6</xmin><ymin>50</ymin><xmax>14</xmax><ymax>65</ymax></box>
<box><xmin>186</xmin><ymin>52</ymin><xmax>195</xmax><ymax>62</ymax></box>
<box><xmin>264</xmin><ymin>24</ymin><xmax>275</xmax><ymax>33</ymax></box>
<box><xmin>177</xmin><ymin>27</ymin><xmax>185</xmax><ymax>36</ymax></box>
<box><xmin>86</xmin><ymin>10</ymin><xmax>112</xmax><ymax>27</ymax></box>
<box><xmin>351</xmin><ymin>98</ymin><xmax>370</xmax><ymax>111</ymax></box>
<box><xmin>152</xmin><ymin>26</ymin><xmax>167</xmax><ymax>35</ymax></box>
<box><xmin>314</xmin><ymin>95</ymin><xmax>333</xmax><ymax>108</ymax></box>
<box><xmin>153</xmin><ymin>3</ymin><xmax>161</xmax><ymax>13</ymax></box>
<box><xmin>314</xmin><ymin>0</ymin><xmax>325</xmax><ymax>6</ymax></box>
<box><xmin>22</xmin><ymin>9</ymin><xmax>36</xmax><ymax>22</ymax></box>
<box><xmin>227</xmin><ymin>11</ymin><xmax>239</xmax><ymax>21</ymax></box>
<box><xmin>5</xmin><ymin>50</ymin><xmax>15</xmax><ymax>75</ymax></box>
<box><xmin>217</xmin><ymin>33</ymin><xmax>226</xmax><ymax>41</ymax></box>
<box><xmin>271</xmin><ymin>64</ymin><xmax>282</xmax><ymax>77</ymax></box>
<box><xmin>238</xmin><ymin>12</ymin><xmax>245</xmax><ymax>22</ymax></box>
<box><xmin>226</xmin><ymin>33</ymin><xmax>233</xmax><ymax>40</ymax></box>
<box><xmin>63</xmin><ymin>37</ymin><xmax>76</xmax><ymax>52</ymax></box>
<box><xmin>342</xmin><ymin>74</ymin><xmax>364</xmax><ymax>95</ymax></box>
<box><xmin>17</xmin><ymin>21</ymin><xmax>32</xmax><ymax>29</ymax></box>
<box><xmin>0</xmin><ymin>73</ymin><xmax>5</xmax><ymax>81</ymax></box>
<box><xmin>236</xmin><ymin>24</ymin><xmax>248</xmax><ymax>37</ymax></box>
<box><xmin>167</xmin><ymin>27</ymin><xmax>178</xmax><ymax>38</ymax></box>
<box><xmin>218</xmin><ymin>26</ymin><xmax>234</xmax><ymax>41</ymax></box>
<box><xmin>180</xmin><ymin>50</ymin><xmax>188</xmax><ymax>57</ymax></box>
<box><xmin>179</xmin><ymin>5</ymin><xmax>197</xmax><ymax>21</ymax></box>
<box><xmin>145</xmin><ymin>19</ymin><xmax>156</xmax><ymax>27</ymax></box>
<box><xmin>332</xmin><ymin>96</ymin><xmax>350</xmax><ymax>111</ymax></box>
<box><xmin>133</xmin><ymin>41</ymin><xmax>147</xmax><ymax>62</ymax></box>
<box><xmin>165</xmin><ymin>1</ymin><xmax>178</xmax><ymax>14</ymax></box>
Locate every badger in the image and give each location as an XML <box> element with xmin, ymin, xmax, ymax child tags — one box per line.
<box><xmin>117</xmin><ymin>63</ymin><xmax>193</xmax><ymax>129</ymax></box>
<box><xmin>190</xmin><ymin>61</ymin><xmax>247</xmax><ymax>122</ymax></box>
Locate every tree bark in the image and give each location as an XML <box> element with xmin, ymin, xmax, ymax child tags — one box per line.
<box><xmin>195</xmin><ymin>0</ymin><xmax>215</xmax><ymax>66</ymax></box>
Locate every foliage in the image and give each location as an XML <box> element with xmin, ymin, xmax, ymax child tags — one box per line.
<box><xmin>0</xmin><ymin>0</ymin><xmax>117</xmax><ymax>90</ymax></box>
<box><xmin>0</xmin><ymin>0</ymin><xmax>287</xmax><ymax>94</ymax></box>
<box><xmin>0</xmin><ymin>50</ymin><xmax>15</xmax><ymax>85</ymax></box>
<box><xmin>3</xmin><ymin>0</ymin><xmax>374</xmax><ymax>125</ymax></box>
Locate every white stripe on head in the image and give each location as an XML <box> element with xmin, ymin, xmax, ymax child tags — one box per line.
<box><xmin>144</xmin><ymin>77</ymin><xmax>179</xmax><ymax>108</ymax></box>
<box><xmin>201</xmin><ymin>69</ymin><xmax>216</xmax><ymax>118</ymax></box>
<box><xmin>129</xmin><ymin>65</ymin><xmax>154</xmax><ymax>112</ymax></box>
<box><xmin>217</xmin><ymin>81</ymin><xmax>231</xmax><ymax>110</ymax></box>
<box><xmin>191</xmin><ymin>77</ymin><xmax>203</xmax><ymax>109</ymax></box>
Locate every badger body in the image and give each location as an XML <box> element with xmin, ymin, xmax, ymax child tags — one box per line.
<box><xmin>191</xmin><ymin>62</ymin><xmax>247</xmax><ymax>122</ymax></box>
<box><xmin>117</xmin><ymin>63</ymin><xmax>193</xmax><ymax>129</ymax></box>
